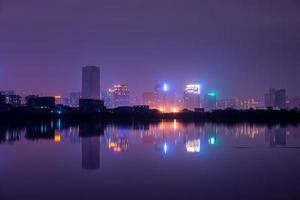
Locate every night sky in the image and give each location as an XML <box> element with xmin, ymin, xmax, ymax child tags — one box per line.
<box><xmin>0</xmin><ymin>0</ymin><xmax>299</xmax><ymax>99</ymax></box>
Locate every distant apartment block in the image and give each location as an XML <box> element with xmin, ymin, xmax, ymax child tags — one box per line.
<box><xmin>265</xmin><ymin>88</ymin><xmax>286</xmax><ymax>109</ymax></box>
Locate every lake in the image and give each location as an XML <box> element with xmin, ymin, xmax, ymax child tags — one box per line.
<box><xmin>0</xmin><ymin>120</ymin><xmax>300</xmax><ymax>200</ymax></box>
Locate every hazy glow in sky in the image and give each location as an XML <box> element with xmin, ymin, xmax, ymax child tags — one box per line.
<box><xmin>0</xmin><ymin>0</ymin><xmax>299</xmax><ymax>98</ymax></box>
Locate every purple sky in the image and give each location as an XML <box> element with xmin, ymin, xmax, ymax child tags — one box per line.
<box><xmin>0</xmin><ymin>0</ymin><xmax>299</xmax><ymax>99</ymax></box>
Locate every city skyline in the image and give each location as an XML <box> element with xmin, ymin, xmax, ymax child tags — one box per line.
<box><xmin>0</xmin><ymin>65</ymin><xmax>294</xmax><ymax>111</ymax></box>
<box><xmin>0</xmin><ymin>0</ymin><xmax>300</xmax><ymax>99</ymax></box>
<box><xmin>0</xmin><ymin>65</ymin><xmax>296</xmax><ymax>102</ymax></box>
<box><xmin>1</xmin><ymin>1</ymin><xmax>300</xmax><ymax>200</ymax></box>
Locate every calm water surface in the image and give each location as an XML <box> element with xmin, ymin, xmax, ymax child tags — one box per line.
<box><xmin>0</xmin><ymin>121</ymin><xmax>300</xmax><ymax>200</ymax></box>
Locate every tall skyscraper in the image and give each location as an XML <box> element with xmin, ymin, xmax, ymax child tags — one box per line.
<box><xmin>153</xmin><ymin>83</ymin><xmax>169</xmax><ymax>111</ymax></box>
<box><xmin>204</xmin><ymin>92</ymin><xmax>217</xmax><ymax>111</ymax></box>
<box><xmin>275</xmin><ymin>89</ymin><xmax>286</xmax><ymax>109</ymax></box>
<box><xmin>265</xmin><ymin>88</ymin><xmax>286</xmax><ymax>109</ymax></box>
<box><xmin>82</xmin><ymin>66</ymin><xmax>100</xmax><ymax>100</ymax></box>
<box><xmin>184</xmin><ymin>84</ymin><xmax>201</xmax><ymax>111</ymax></box>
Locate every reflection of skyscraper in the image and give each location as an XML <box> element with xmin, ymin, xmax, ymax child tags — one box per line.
<box><xmin>265</xmin><ymin>126</ymin><xmax>287</xmax><ymax>147</ymax></box>
<box><xmin>265</xmin><ymin>88</ymin><xmax>286</xmax><ymax>109</ymax></box>
<box><xmin>81</xmin><ymin>137</ymin><xmax>100</xmax><ymax>170</ymax></box>
<box><xmin>82</xmin><ymin>66</ymin><xmax>100</xmax><ymax>100</ymax></box>
<box><xmin>79</xmin><ymin>123</ymin><xmax>104</xmax><ymax>170</ymax></box>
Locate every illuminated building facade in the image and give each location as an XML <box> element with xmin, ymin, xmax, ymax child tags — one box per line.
<box><xmin>141</xmin><ymin>83</ymin><xmax>180</xmax><ymax>112</ymax></box>
<box><xmin>184</xmin><ymin>84</ymin><xmax>201</xmax><ymax>111</ymax></box>
<box><xmin>82</xmin><ymin>66</ymin><xmax>100</xmax><ymax>100</ymax></box>
<box><xmin>25</xmin><ymin>96</ymin><xmax>55</xmax><ymax>111</ymax></box>
<box><xmin>0</xmin><ymin>91</ymin><xmax>21</xmax><ymax>107</ymax></box>
<box><xmin>240</xmin><ymin>98</ymin><xmax>260</xmax><ymax>109</ymax></box>
<box><xmin>54</xmin><ymin>96</ymin><xmax>62</xmax><ymax>105</ymax></box>
<box><xmin>204</xmin><ymin>92</ymin><xmax>217</xmax><ymax>111</ymax></box>
<box><xmin>102</xmin><ymin>90</ymin><xmax>114</xmax><ymax>109</ymax></box>
<box><xmin>217</xmin><ymin>97</ymin><xmax>260</xmax><ymax>110</ymax></box>
<box><xmin>111</xmin><ymin>84</ymin><xmax>130</xmax><ymax>107</ymax></box>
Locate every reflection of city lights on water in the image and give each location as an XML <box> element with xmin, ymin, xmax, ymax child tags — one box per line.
<box><xmin>107</xmin><ymin>138</ymin><xmax>129</xmax><ymax>153</ymax></box>
<box><xmin>54</xmin><ymin>134</ymin><xmax>61</xmax><ymax>143</ymax></box>
<box><xmin>186</xmin><ymin>139</ymin><xmax>200</xmax><ymax>152</ymax></box>
<box><xmin>164</xmin><ymin>142</ymin><xmax>168</xmax><ymax>155</ymax></box>
<box><xmin>173</xmin><ymin>119</ymin><xmax>177</xmax><ymax>130</ymax></box>
<box><xmin>208</xmin><ymin>137</ymin><xmax>216</xmax><ymax>145</ymax></box>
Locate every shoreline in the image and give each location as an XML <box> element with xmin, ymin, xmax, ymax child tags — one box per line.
<box><xmin>0</xmin><ymin>109</ymin><xmax>300</xmax><ymax>125</ymax></box>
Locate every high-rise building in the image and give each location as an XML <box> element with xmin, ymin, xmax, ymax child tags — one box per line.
<box><xmin>82</xmin><ymin>66</ymin><xmax>100</xmax><ymax>100</ymax></box>
<box><xmin>204</xmin><ymin>92</ymin><xmax>217</xmax><ymax>111</ymax></box>
<box><xmin>240</xmin><ymin>98</ymin><xmax>260</xmax><ymax>110</ymax></box>
<box><xmin>265</xmin><ymin>88</ymin><xmax>276</xmax><ymax>108</ymax></box>
<box><xmin>154</xmin><ymin>83</ymin><xmax>168</xmax><ymax>108</ymax></box>
<box><xmin>225</xmin><ymin>97</ymin><xmax>241</xmax><ymax>109</ymax></box>
<box><xmin>184</xmin><ymin>84</ymin><xmax>201</xmax><ymax>111</ymax></box>
<box><xmin>265</xmin><ymin>88</ymin><xmax>286</xmax><ymax>109</ymax></box>
<box><xmin>275</xmin><ymin>89</ymin><xmax>286</xmax><ymax>109</ymax></box>
<box><xmin>102</xmin><ymin>90</ymin><xmax>114</xmax><ymax>109</ymax></box>
<box><xmin>142</xmin><ymin>92</ymin><xmax>157</xmax><ymax>108</ymax></box>
<box><xmin>111</xmin><ymin>84</ymin><xmax>130</xmax><ymax>107</ymax></box>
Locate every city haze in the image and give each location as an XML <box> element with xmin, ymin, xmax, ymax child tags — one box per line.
<box><xmin>0</xmin><ymin>0</ymin><xmax>300</xmax><ymax>99</ymax></box>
